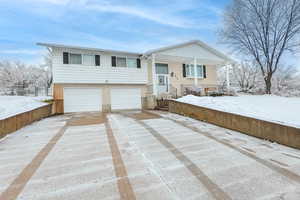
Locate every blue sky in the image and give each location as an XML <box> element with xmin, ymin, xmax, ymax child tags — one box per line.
<box><xmin>0</xmin><ymin>0</ymin><xmax>298</xmax><ymax>66</ymax></box>
<box><xmin>0</xmin><ymin>0</ymin><xmax>230</xmax><ymax>63</ymax></box>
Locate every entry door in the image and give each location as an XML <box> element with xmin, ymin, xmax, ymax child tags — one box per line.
<box><xmin>157</xmin><ymin>74</ymin><xmax>169</xmax><ymax>94</ymax></box>
<box><xmin>155</xmin><ymin>63</ymin><xmax>169</xmax><ymax>94</ymax></box>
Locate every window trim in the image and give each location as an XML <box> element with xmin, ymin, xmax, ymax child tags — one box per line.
<box><xmin>185</xmin><ymin>64</ymin><xmax>204</xmax><ymax>79</ymax></box>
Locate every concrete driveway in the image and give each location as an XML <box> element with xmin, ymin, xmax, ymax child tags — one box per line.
<box><xmin>1</xmin><ymin>111</ymin><xmax>300</xmax><ymax>200</ymax></box>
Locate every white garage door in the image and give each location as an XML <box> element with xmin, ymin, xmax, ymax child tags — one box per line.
<box><xmin>64</xmin><ymin>87</ymin><xmax>102</xmax><ymax>113</ymax></box>
<box><xmin>111</xmin><ymin>88</ymin><xmax>142</xmax><ymax>110</ymax></box>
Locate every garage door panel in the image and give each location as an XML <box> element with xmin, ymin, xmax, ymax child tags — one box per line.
<box><xmin>111</xmin><ymin>88</ymin><xmax>141</xmax><ymax>110</ymax></box>
<box><xmin>64</xmin><ymin>88</ymin><xmax>102</xmax><ymax>113</ymax></box>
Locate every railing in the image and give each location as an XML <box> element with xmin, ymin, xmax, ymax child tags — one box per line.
<box><xmin>169</xmin><ymin>85</ymin><xmax>178</xmax><ymax>98</ymax></box>
<box><xmin>181</xmin><ymin>84</ymin><xmax>219</xmax><ymax>96</ymax></box>
<box><xmin>157</xmin><ymin>99</ymin><xmax>169</xmax><ymax>107</ymax></box>
<box><xmin>156</xmin><ymin>99</ymin><xmax>169</xmax><ymax>111</ymax></box>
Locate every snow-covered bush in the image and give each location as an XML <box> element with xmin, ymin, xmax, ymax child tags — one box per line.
<box><xmin>0</xmin><ymin>59</ymin><xmax>52</xmax><ymax>95</ymax></box>
<box><xmin>218</xmin><ymin>61</ymin><xmax>300</xmax><ymax>97</ymax></box>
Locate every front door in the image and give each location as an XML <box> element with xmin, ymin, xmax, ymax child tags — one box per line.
<box><xmin>157</xmin><ymin>74</ymin><xmax>169</xmax><ymax>94</ymax></box>
<box><xmin>155</xmin><ymin>63</ymin><xmax>169</xmax><ymax>94</ymax></box>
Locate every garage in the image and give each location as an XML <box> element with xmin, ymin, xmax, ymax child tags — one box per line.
<box><xmin>111</xmin><ymin>88</ymin><xmax>142</xmax><ymax>110</ymax></box>
<box><xmin>64</xmin><ymin>87</ymin><xmax>102</xmax><ymax>113</ymax></box>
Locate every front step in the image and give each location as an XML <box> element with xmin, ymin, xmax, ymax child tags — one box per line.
<box><xmin>156</xmin><ymin>99</ymin><xmax>169</xmax><ymax>111</ymax></box>
<box><xmin>155</xmin><ymin>105</ymin><xmax>169</xmax><ymax>111</ymax></box>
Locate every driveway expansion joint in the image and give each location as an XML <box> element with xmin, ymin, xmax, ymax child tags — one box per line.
<box><xmin>122</xmin><ymin>112</ymin><xmax>232</xmax><ymax>200</ymax></box>
<box><xmin>0</xmin><ymin>122</ymin><xmax>69</xmax><ymax>200</ymax></box>
<box><xmin>157</xmin><ymin>112</ymin><xmax>300</xmax><ymax>185</ymax></box>
<box><xmin>104</xmin><ymin>113</ymin><xmax>136</xmax><ymax>200</ymax></box>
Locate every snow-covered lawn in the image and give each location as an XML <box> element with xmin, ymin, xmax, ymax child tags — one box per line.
<box><xmin>0</xmin><ymin>96</ymin><xmax>52</xmax><ymax>120</ymax></box>
<box><xmin>176</xmin><ymin>94</ymin><xmax>300</xmax><ymax>128</ymax></box>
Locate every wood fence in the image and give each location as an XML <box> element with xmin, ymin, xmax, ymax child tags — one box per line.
<box><xmin>168</xmin><ymin>100</ymin><xmax>300</xmax><ymax>150</ymax></box>
<box><xmin>0</xmin><ymin>104</ymin><xmax>52</xmax><ymax>139</ymax></box>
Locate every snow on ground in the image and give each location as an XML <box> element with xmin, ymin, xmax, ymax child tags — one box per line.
<box><xmin>176</xmin><ymin>94</ymin><xmax>300</xmax><ymax>128</ymax></box>
<box><xmin>0</xmin><ymin>96</ymin><xmax>52</xmax><ymax>120</ymax></box>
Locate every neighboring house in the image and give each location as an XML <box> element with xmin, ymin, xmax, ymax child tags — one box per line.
<box><xmin>37</xmin><ymin>40</ymin><xmax>232</xmax><ymax>113</ymax></box>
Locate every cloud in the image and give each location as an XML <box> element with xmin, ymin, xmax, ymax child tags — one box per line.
<box><xmin>0</xmin><ymin>0</ymin><xmax>229</xmax><ymax>64</ymax></box>
<box><xmin>19</xmin><ymin>0</ymin><xmax>220</xmax><ymax>29</ymax></box>
<box><xmin>85</xmin><ymin>3</ymin><xmax>193</xmax><ymax>28</ymax></box>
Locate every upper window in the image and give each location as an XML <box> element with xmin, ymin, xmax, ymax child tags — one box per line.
<box><xmin>116</xmin><ymin>57</ymin><xmax>127</xmax><ymax>67</ymax></box>
<box><xmin>155</xmin><ymin>63</ymin><xmax>168</xmax><ymax>74</ymax></box>
<box><xmin>83</xmin><ymin>54</ymin><xmax>95</xmax><ymax>66</ymax></box>
<box><xmin>70</xmin><ymin>53</ymin><xmax>82</xmax><ymax>65</ymax></box>
<box><xmin>127</xmin><ymin>58</ymin><xmax>137</xmax><ymax>68</ymax></box>
<box><xmin>185</xmin><ymin>64</ymin><xmax>204</xmax><ymax>78</ymax></box>
<box><xmin>112</xmin><ymin>56</ymin><xmax>140</xmax><ymax>68</ymax></box>
<box><xmin>63</xmin><ymin>52</ymin><xmax>100</xmax><ymax>66</ymax></box>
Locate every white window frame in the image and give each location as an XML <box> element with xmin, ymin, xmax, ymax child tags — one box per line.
<box><xmin>185</xmin><ymin>64</ymin><xmax>204</xmax><ymax>79</ymax></box>
<box><xmin>114</xmin><ymin>56</ymin><xmax>139</xmax><ymax>68</ymax></box>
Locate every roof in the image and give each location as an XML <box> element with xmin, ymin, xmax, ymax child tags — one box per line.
<box><xmin>37</xmin><ymin>42</ymin><xmax>142</xmax><ymax>56</ymax></box>
<box><xmin>37</xmin><ymin>40</ymin><xmax>234</xmax><ymax>62</ymax></box>
<box><xmin>143</xmin><ymin>40</ymin><xmax>233</xmax><ymax>62</ymax></box>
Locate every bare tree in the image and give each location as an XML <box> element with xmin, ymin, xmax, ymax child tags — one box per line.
<box><xmin>0</xmin><ymin>61</ymin><xmax>26</xmax><ymax>89</ymax></box>
<box><xmin>217</xmin><ymin>67</ymin><xmax>229</xmax><ymax>92</ymax></box>
<box><xmin>220</xmin><ymin>0</ymin><xmax>300</xmax><ymax>94</ymax></box>
<box><xmin>272</xmin><ymin>65</ymin><xmax>300</xmax><ymax>96</ymax></box>
<box><xmin>0</xmin><ymin>60</ymin><xmax>52</xmax><ymax>95</ymax></box>
<box><xmin>40</xmin><ymin>52</ymin><xmax>53</xmax><ymax>89</ymax></box>
<box><xmin>233</xmin><ymin>60</ymin><xmax>260</xmax><ymax>92</ymax></box>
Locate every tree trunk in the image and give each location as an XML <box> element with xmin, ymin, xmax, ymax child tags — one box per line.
<box><xmin>264</xmin><ymin>75</ymin><xmax>272</xmax><ymax>94</ymax></box>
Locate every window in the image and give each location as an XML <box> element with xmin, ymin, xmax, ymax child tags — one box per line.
<box><xmin>158</xmin><ymin>75</ymin><xmax>166</xmax><ymax>85</ymax></box>
<box><xmin>127</xmin><ymin>58</ymin><xmax>137</xmax><ymax>68</ymax></box>
<box><xmin>155</xmin><ymin>63</ymin><xmax>168</xmax><ymax>74</ymax></box>
<box><xmin>112</xmin><ymin>56</ymin><xmax>140</xmax><ymax>68</ymax></box>
<box><xmin>82</xmin><ymin>54</ymin><xmax>95</xmax><ymax>66</ymax></box>
<box><xmin>63</xmin><ymin>52</ymin><xmax>100</xmax><ymax>66</ymax></box>
<box><xmin>185</xmin><ymin>64</ymin><xmax>204</xmax><ymax>78</ymax></box>
<box><xmin>70</xmin><ymin>53</ymin><xmax>82</xmax><ymax>64</ymax></box>
<box><xmin>116</xmin><ymin>57</ymin><xmax>126</xmax><ymax>67</ymax></box>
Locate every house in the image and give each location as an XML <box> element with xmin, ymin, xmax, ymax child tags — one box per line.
<box><xmin>37</xmin><ymin>40</ymin><xmax>232</xmax><ymax>113</ymax></box>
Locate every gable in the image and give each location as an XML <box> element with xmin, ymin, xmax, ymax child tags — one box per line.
<box><xmin>157</xmin><ymin>44</ymin><xmax>225</xmax><ymax>62</ymax></box>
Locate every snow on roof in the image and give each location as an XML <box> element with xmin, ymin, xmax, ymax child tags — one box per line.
<box><xmin>37</xmin><ymin>40</ymin><xmax>234</xmax><ymax>62</ymax></box>
<box><xmin>144</xmin><ymin>40</ymin><xmax>234</xmax><ymax>62</ymax></box>
<box><xmin>37</xmin><ymin>42</ymin><xmax>142</xmax><ymax>56</ymax></box>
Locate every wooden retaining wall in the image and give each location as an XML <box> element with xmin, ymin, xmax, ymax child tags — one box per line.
<box><xmin>168</xmin><ymin>100</ymin><xmax>300</xmax><ymax>150</ymax></box>
<box><xmin>0</xmin><ymin>104</ymin><xmax>52</xmax><ymax>139</ymax></box>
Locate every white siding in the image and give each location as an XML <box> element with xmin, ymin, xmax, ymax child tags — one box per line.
<box><xmin>52</xmin><ymin>47</ymin><xmax>147</xmax><ymax>84</ymax></box>
<box><xmin>160</xmin><ymin>44</ymin><xmax>225</xmax><ymax>62</ymax></box>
